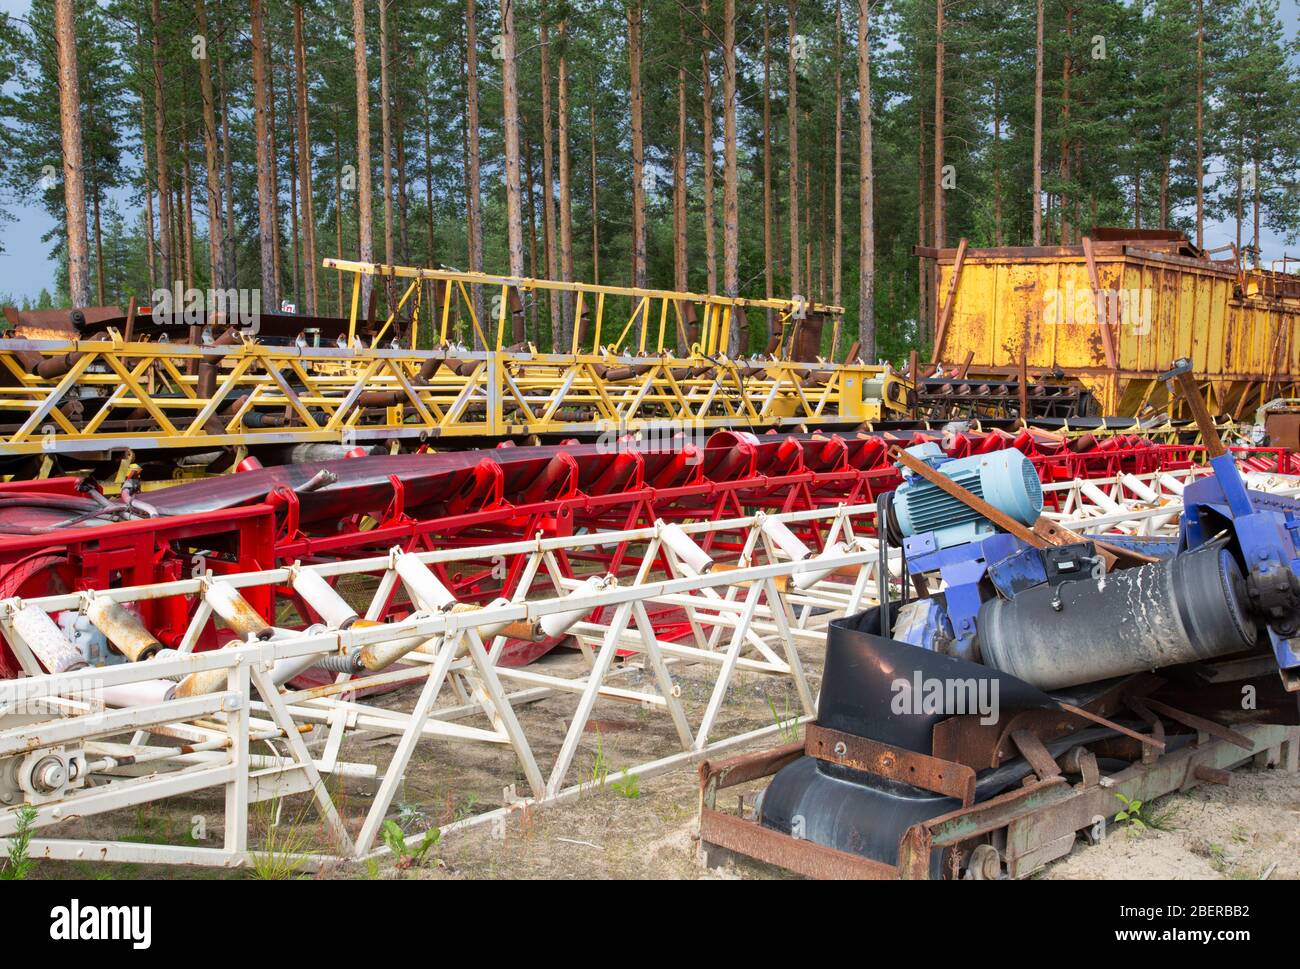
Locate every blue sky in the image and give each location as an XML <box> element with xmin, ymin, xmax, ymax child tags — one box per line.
<box><xmin>1</xmin><ymin>0</ymin><xmax>1297</xmax><ymax>301</ymax></box>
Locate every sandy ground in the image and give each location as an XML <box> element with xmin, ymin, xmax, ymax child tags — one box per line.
<box><xmin>17</xmin><ymin>642</ymin><xmax>1300</xmax><ymax>882</ymax></box>
<box><xmin>1041</xmin><ymin>765</ymin><xmax>1300</xmax><ymax>880</ymax></box>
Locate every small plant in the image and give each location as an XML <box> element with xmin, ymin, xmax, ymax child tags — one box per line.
<box><xmin>590</xmin><ymin>732</ymin><xmax>610</xmax><ymax>789</ymax></box>
<box><xmin>610</xmin><ymin>771</ymin><xmax>641</xmax><ymax>799</ymax></box>
<box><xmin>248</xmin><ymin>800</ymin><xmax>310</xmax><ymax>880</ymax></box>
<box><xmin>452</xmin><ymin>792</ymin><xmax>480</xmax><ymax>823</ymax></box>
<box><xmin>768</xmin><ymin>695</ymin><xmax>801</xmax><ymax>745</ymax></box>
<box><xmin>382</xmin><ymin>819</ymin><xmax>441</xmax><ymax>870</ymax></box>
<box><xmin>1114</xmin><ymin>793</ymin><xmax>1177</xmax><ymax>834</ymax></box>
<box><xmin>0</xmin><ymin>806</ymin><xmax>37</xmax><ymax>881</ymax></box>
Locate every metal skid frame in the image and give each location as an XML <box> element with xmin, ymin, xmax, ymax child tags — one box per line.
<box><xmin>698</xmin><ymin>722</ymin><xmax>1300</xmax><ymax>880</ymax></box>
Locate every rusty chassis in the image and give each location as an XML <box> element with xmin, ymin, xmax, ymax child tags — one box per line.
<box><xmin>698</xmin><ymin>720</ymin><xmax>1300</xmax><ymax>880</ymax></box>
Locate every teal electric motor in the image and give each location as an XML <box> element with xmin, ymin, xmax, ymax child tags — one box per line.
<box><xmin>890</xmin><ymin>443</ymin><xmax>1044</xmax><ymax>549</ymax></box>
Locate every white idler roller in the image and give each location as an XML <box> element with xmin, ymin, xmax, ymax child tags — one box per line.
<box><xmin>393</xmin><ymin>552</ymin><xmax>458</xmax><ymax>613</ymax></box>
<box><xmin>1078</xmin><ymin>479</ymin><xmax>1124</xmax><ymax>516</ymax></box>
<box><xmin>1120</xmin><ymin>474</ymin><xmax>1176</xmax><ymax>530</ymax></box>
<box><xmin>539</xmin><ymin>575</ymin><xmax>614</xmax><ymax>639</ymax></box>
<box><xmin>791</xmin><ymin>540</ymin><xmax>855</xmax><ymax>591</ymax></box>
<box><xmin>291</xmin><ymin>567</ymin><xmax>361</xmax><ymax>628</ymax></box>
<box><xmin>471</xmin><ymin>597</ymin><xmax>517</xmax><ymax>639</ymax></box>
<box><xmin>658</xmin><ymin>521</ymin><xmax>714</xmax><ymax>575</ymax></box>
<box><xmin>12</xmin><ymin>604</ymin><xmax>86</xmax><ymax>674</ymax></box>
<box><xmin>204</xmin><ymin>581</ymin><xmax>274</xmax><ymax>640</ymax></box>
<box><xmin>84</xmin><ymin>596</ymin><xmax>164</xmax><ymax>662</ymax></box>
<box><xmin>759</xmin><ymin>515</ymin><xmax>812</xmax><ymax>562</ymax></box>
<box><xmin>1156</xmin><ymin>472</ymin><xmax>1186</xmax><ymax>496</ymax></box>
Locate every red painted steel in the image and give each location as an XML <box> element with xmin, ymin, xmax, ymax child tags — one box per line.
<box><xmin>0</xmin><ymin>429</ymin><xmax>1287</xmax><ymax>678</ymax></box>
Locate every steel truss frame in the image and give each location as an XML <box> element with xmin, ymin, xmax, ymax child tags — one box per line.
<box><xmin>0</xmin><ymin>264</ymin><xmax>911</xmax><ymax>461</ymax></box>
<box><xmin>0</xmin><ymin>504</ymin><xmax>888</xmax><ymax>867</ymax></box>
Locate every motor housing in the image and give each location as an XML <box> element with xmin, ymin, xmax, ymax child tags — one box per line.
<box><xmin>892</xmin><ymin>444</ymin><xmax>1043</xmax><ymax>550</ymax></box>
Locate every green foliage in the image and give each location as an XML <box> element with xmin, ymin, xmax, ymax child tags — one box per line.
<box><xmin>610</xmin><ymin>771</ymin><xmax>640</xmax><ymax>799</ymax></box>
<box><xmin>767</xmin><ymin>694</ymin><xmax>801</xmax><ymax>744</ymax></box>
<box><xmin>590</xmin><ymin>730</ymin><xmax>609</xmax><ymax>789</ymax></box>
<box><xmin>3</xmin><ymin>0</ymin><xmax>1297</xmax><ymax>339</ymax></box>
<box><xmin>381</xmin><ymin>818</ymin><xmax>441</xmax><ymax>870</ymax></box>
<box><xmin>1114</xmin><ymin>791</ymin><xmax>1178</xmax><ymax>833</ymax></box>
<box><xmin>248</xmin><ymin>800</ymin><xmax>310</xmax><ymax>880</ymax></box>
<box><xmin>0</xmin><ymin>806</ymin><xmax>38</xmax><ymax>881</ymax></box>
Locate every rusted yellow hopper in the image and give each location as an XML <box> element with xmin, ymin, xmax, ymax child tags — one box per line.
<box><xmin>918</xmin><ymin>229</ymin><xmax>1299</xmax><ymax>419</ymax></box>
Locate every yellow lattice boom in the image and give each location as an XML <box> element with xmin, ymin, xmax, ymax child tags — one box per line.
<box><xmin>0</xmin><ymin>262</ymin><xmax>910</xmax><ymax>464</ymax></box>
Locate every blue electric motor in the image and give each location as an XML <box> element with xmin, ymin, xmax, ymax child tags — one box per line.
<box><xmin>891</xmin><ymin>443</ymin><xmax>1043</xmax><ymax>549</ymax></box>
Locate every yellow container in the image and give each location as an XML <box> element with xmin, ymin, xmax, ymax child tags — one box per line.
<box><xmin>922</xmin><ymin>231</ymin><xmax>1300</xmax><ymax>419</ymax></box>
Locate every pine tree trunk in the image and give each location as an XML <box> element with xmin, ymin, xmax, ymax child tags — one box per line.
<box><xmin>674</xmin><ymin>47</ymin><xmax>688</xmax><ymax>295</ymax></box>
<box><xmin>424</xmin><ymin>93</ymin><xmax>435</xmax><ymax>265</ymax></box>
<box><xmin>523</xmin><ymin>119</ymin><xmax>539</xmax><ymax>339</ymax></box>
<box><xmin>195</xmin><ymin>0</ymin><xmax>225</xmax><ymax>291</ymax></box>
<box><xmin>150</xmin><ymin>0</ymin><xmax>173</xmax><ymax>288</ymax></box>
<box><xmin>1059</xmin><ymin>5</ymin><xmax>1072</xmax><ymax>244</ymax></box>
<box><xmin>1195</xmin><ymin>0</ymin><xmax>1204</xmax><ymax>249</ymax></box>
<box><xmin>540</xmin><ymin>5</ymin><xmax>559</xmax><ymax>333</ymax></box>
<box><xmin>134</xmin><ymin>19</ymin><xmax>157</xmax><ymax>291</ymax></box>
<box><xmin>932</xmin><ymin>0</ymin><xmax>945</xmax><ymax>252</ymax></box>
<box><xmin>397</xmin><ymin>104</ymin><xmax>409</xmax><ymax>265</ymax></box>
<box><xmin>832</xmin><ymin>2</ymin><xmax>842</xmax><ymax>314</ymax></box>
<box><xmin>701</xmin><ymin>0</ymin><xmax>716</xmax><ymax>294</ymax></box>
<box><xmin>379</xmin><ymin>0</ymin><xmax>394</xmax><ymax>274</ymax></box>
<box><xmin>335</xmin><ymin>133</ymin><xmax>344</xmax><ymax>313</ymax></box>
<box><xmin>1133</xmin><ymin>167</ymin><xmax>1141</xmax><ymax>229</ymax></box>
<box><xmin>857</xmin><ymin>0</ymin><xmax>875</xmax><ymax>361</ymax></box>
<box><xmin>804</xmin><ymin>159</ymin><xmax>812</xmax><ymax>296</ymax></box>
<box><xmin>293</xmin><ymin>0</ymin><xmax>317</xmax><ymax>313</ymax></box>
<box><xmin>181</xmin><ymin>111</ymin><xmax>196</xmax><ymax>289</ymax></box>
<box><xmin>268</xmin><ymin>42</ymin><xmax>281</xmax><ymax>300</ymax></box>
<box><xmin>917</xmin><ymin>107</ymin><xmax>928</xmax><ymax>341</ymax></box>
<box><xmin>722</xmin><ymin>0</ymin><xmax>740</xmax><ymax>353</ymax></box>
<box><xmin>992</xmin><ymin>74</ymin><xmax>1003</xmax><ymax>247</ymax></box>
<box><xmin>466</xmin><ymin>0</ymin><xmax>485</xmax><ymax>332</ymax></box>
<box><xmin>627</xmin><ymin>0</ymin><xmax>647</xmax><ymax>293</ymax></box>
<box><xmin>352</xmin><ymin>0</ymin><xmax>374</xmax><ymax>312</ymax></box>
<box><xmin>557</xmin><ymin>18</ymin><xmax>574</xmax><ymax>347</ymax></box>
<box><xmin>818</xmin><ymin>168</ymin><xmax>827</xmax><ymax>302</ymax></box>
<box><xmin>762</xmin><ymin>3</ymin><xmax>774</xmax><ymax>339</ymax></box>
<box><xmin>500</xmin><ymin>0</ymin><xmax>527</xmax><ymax>342</ymax></box>
<box><xmin>289</xmin><ymin>95</ymin><xmax>301</xmax><ymax>304</ymax></box>
<box><xmin>91</xmin><ymin>181</ymin><xmax>104</xmax><ymax>305</ymax></box>
<box><xmin>786</xmin><ymin>0</ymin><xmax>800</xmax><ymax>296</ymax></box>
<box><xmin>1252</xmin><ymin>140</ymin><xmax>1261</xmax><ymax>267</ymax></box>
<box><xmin>1032</xmin><ymin>0</ymin><xmax>1044</xmax><ymax>246</ymax></box>
<box><xmin>590</xmin><ymin>99</ymin><xmax>600</xmax><ymax>285</ymax></box>
<box><xmin>216</xmin><ymin>6</ymin><xmax>235</xmax><ymax>282</ymax></box>
<box><xmin>1234</xmin><ymin>154</ymin><xmax>1242</xmax><ymax>256</ymax></box>
<box><xmin>252</xmin><ymin>0</ymin><xmax>279</xmax><ymax>308</ymax></box>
